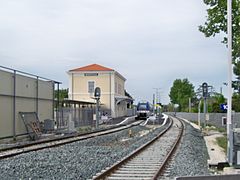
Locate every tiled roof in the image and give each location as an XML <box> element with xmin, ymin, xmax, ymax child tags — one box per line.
<box><xmin>69</xmin><ymin>64</ymin><xmax>114</xmax><ymax>72</ymax></box>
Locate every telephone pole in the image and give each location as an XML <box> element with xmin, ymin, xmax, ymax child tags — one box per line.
<box><xmin>227</xmin><ymin>0</ymin><xmax>233</xmax><ymax>165</ymax></box>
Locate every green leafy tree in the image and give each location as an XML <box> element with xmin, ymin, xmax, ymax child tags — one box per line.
<box><xmin>199</xmin><ymin>0</ymin><xmax>240</xmax><ymax>92</ymax></box>
<box><xmin>232</xmin><ymin>92</ymin><xmax>240</xmax><ymax>112</ymax></box>
<box><xmin>199</xmin><ymin>0</ymin><xmax>240</xmax><ymax>61</ymax></box>
<box><xmin>55</xmin><ymin>88</ymin><xmax>68</xmax><ymax>101</ymax></box>
<box><xmin>208</xmin><ymin>93</ymin><xmax>226</xmax><ymax>113</ymax></box>
<box><xmin>169</xmin><ymin>79</ymin><xmax>195</xmax><ymax>112</ymax></box>
<box><xmin>166</xmin><ymin>103</ymin><xmax>174</xmax><ymax>112</ymax></box>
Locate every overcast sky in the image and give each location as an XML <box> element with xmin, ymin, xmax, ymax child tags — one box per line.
<box><xmin>0</xmin><ymin>0</ymin><xmax>228</xmax><ymax>104</ymax></box>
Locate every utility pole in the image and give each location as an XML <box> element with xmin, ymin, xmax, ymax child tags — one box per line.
<box><xmin>153</xmin><ymin>88</ymin><xmax>161</xmax><ymax>104</ymax></box>
<box><xmin>153</xmin><ymin>93</ymin><xmax>155</xmax><ymax>115</ymax></box>
<box><xmin>227</xmin><ymin>0</ymin><xmax>233</xmax><ymax>165</ymax></box>
<box><xmin>153</xmin><ymin>88</ymin><xmax>161</xmax><ymax>116</ymax></box>
<box><xmin>153</xmin><ymin>88</ymin><xmax>159</xmax><ymax>104</ymax></box>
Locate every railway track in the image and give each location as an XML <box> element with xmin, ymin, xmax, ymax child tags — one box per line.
<box><xmin>93</xmin><ymin>116</ymin><xmax>184</xmax><ymax>180</ymax></box>
<box><xmin>0</xmin><ymin>119</ymin><xmax>142</xmax><ymax>160</ymax></box>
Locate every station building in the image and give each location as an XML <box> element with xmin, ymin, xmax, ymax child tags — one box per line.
<box><xmin>68</xmin><ymin>64</ymin><xmax>133</xmax><ymax>118</ymax></box>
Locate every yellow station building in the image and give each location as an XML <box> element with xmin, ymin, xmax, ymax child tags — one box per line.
<box><xmin>68</xmin><ymin>64</ymin><xmax>133</xmax><ymax>118</ymax></box>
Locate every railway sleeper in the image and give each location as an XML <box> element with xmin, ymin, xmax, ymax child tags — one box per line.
<box><xmin>115</xmin><ymin>170</ymin><xmax>156</xmax><ymax>174</ymax></box>
<box><xmin>124</xmin><ymin>163</ymin><xmax>161</xmax><ymax>167</ymax></box>
<box><xmin>132</xmin><ymin>157</ymin><xmax>161</xmax><ymax>159</ymax></box>
<box><xmin>122</xmin><ymin>164</ymin><xmax>160</xmax><ymax>168</ymax></box>
<box><xmin>110</xmin><ymin>173</ymin><xmax>153</xmax><ymax>178</ymax></box>
<box><xmin>123</xmin><ymin>160</ymin><xmax>162</xmax><ymax>165</ymax></box>
<box><xmin>129</xmin><ymin>159</ymin><xmax>161</xmax><ymax>162</ymax></box>
<box><xmin>118</xmin><ymin>167</ymin><xmax>158</xmax><ymax>171</ymax></box>
<box><xmin>108</xmin><ymin>177</ymin><xmax>151</xmax><ymax>180</ymax></box>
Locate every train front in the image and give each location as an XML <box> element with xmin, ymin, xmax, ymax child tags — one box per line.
<box><xmin>136</xmin><ymin>102</ymin><xmax>151</xmax><ymax>120</ymax></box>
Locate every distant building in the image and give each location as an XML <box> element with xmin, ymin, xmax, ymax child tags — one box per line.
<box><xmin>68</xmin><ymin>64</ymin><xmax>133</xmax><ymax>118</ymax></box>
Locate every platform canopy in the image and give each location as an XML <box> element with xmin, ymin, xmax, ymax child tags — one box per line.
<box><xmin>115</xmin><ymin>95</ymin><xmax>134</xmax><ymax>104</ymax></box>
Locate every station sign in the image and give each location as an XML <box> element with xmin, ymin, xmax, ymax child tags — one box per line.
<box><xmin>220</xmin><ymin>103</ymin><xmax>228</xmax><ymax>110</ymax></box>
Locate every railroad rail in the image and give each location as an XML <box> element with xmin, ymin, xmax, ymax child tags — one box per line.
<box><xmin>0</xmin><ymin>120</ymin><xmax>143</xmax><ymax>159</ymax></box>
<box><xmin>93</xmin><ymin>116</ymin><xmax>184</xmax><ymax>180</ymax></box>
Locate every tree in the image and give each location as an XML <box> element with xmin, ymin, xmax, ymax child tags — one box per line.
<box><xmin>169</xmin><ymin>78</ymin><xmax>195</xmax><ymax>111</ymax></box>
<box><xmin>54</xmin><ymin>88</ymin><xmax>68</xmax><ymax>101</ymax></box>
<box><xmin>232</xmin><ymin>92</ymin><xmax>240</xmax><ymax>112</ymax></box>
<box><xmin>199</xmin><ymin>0</ymin><xmax>240</xmax><ymax>92</ymax></box>
<box><xmin>208</xmin><ymin>93</ymin><xmax>226</xmax><ymax>113</ymax></box>
<box><xmin>199</xmin><ymin>0</ymin><xmax>240</xmax><ymax>61</ymax></box>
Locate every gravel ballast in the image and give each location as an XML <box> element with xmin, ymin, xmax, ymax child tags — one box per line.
<box><xmin>0</xmin><ymin>119</ymin><xmax>211</xmax><ymax>180</ymax></box>
<box><xmin>161</xmin><ymin>120</ymin><xmax>210</xmax><ymax>179</ymax></box>
<box><xmin>0</xmin><ymin>124</ymin><xmax>168</xmax><ymax>179</ymax></box>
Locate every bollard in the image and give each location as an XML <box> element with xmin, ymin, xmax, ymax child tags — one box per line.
<box><xmin>128</xmin><ymin>129</ymin><xmax>132</xmax><ymax>138</ymax></box>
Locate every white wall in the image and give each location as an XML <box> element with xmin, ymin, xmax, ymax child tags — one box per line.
<box><xmin>0</xmin><ymin>69</ymin><xmax>55</xmax><ymax>139</ymax></box>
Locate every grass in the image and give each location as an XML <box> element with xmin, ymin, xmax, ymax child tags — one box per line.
<box><xmin>78</xmin><ymin>126</ymin><xmax>92</xmax><ymax>133</ymax></box>
<box><xmin>206</xmin><ymin>126</ymin><xmax>226</xmax><ymax>133</ymax></box>
<box><xmin>191</xmin><ymin>121</ymin><xmax>227</xmax><ymax>153</ymax></box>
<box><xmin>191</xmin><ymin>121</ymin><xmax>227</xmax><ymax>133</ymax></box>
<box><xmin>216</xmin><ymin>135</ymin><xmax>227</xmax><ymax>153</ymax></box>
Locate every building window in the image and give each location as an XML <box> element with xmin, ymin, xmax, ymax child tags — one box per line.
<box><xmin>88</xmin><ymin>81</ymin><xmax>95</xmax><ymax>93</ymax></box>
<box><xmin>84</xmin><ymin>73</ymin><xmax>98</xmax><ymax>76</ymax></box>
<box><xmin>118</xmin><ymin>84</ymin><xmax>122</xmax><ymax>95</ymax></box>
<box><xmin>115</xmin><ymin>82</ymin><xmax>117</xmax><ymax>93</ymax></box>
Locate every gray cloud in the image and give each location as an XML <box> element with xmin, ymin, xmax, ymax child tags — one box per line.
<box><xmin>0</xmin><ymin>0</ymin><xmax>228</xmax><ymax>103</ymax></box>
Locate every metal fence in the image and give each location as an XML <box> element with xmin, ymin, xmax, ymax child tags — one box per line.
<box><xmin>56</xmin><ymin>105</ymin><xmax>136</xmax><ymax>129</ymax></box>
<box><xmin>127</xmin><ymin>108</ymin><xmax>136</xmax><ymax>116</ymax></box>
<box><xmin>56</xmin><ymin>107</ymin><xmax>94</xmax><ymax>129</ymax></box>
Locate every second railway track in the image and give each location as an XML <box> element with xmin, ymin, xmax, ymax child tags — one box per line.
<box><xmin>93</xmin><ymin>116</ymin><xmax>184</xmax><ymax>180</ymax></box>
<box><xmin>0</xmin><ymin>120</ymin><xmax>143</xmax><ymax>159</ymax></box>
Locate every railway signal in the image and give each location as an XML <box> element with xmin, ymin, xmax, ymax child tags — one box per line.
<box><xmin>202</xmin><ymin>82</ymin><xmax>208</xmax><ymax>98</ymax></box>
<box><xmin>94</xmin><ymin>87</ymin><xmax>101</xmax><ymax>129</ymax></box>
<box><xmin>94</xmin><ymin>87</ymin><xmax>101</xmax><ymax>99</ymax></box>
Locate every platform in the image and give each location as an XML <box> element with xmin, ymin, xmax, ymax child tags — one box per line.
<box><xmin>204</xmin><ymin>130</ymin><xmax>227</xmax><ymax>168</ymax></box>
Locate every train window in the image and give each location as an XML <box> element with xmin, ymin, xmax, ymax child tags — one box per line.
<box><xmin>137</xmin><ymin>104</ymin><xmax>148</xmax><ymax>110</ymax></box>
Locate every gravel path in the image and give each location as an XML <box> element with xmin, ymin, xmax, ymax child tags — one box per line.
<box><xmin>0</xmin><ymin>123</ymin><xmax>168</xmax><ymax>180</ymax></box>
<box><xmin>160</xmin><ymin>120</ymin><xmax>210</xmax><ymax>179</ymax></box>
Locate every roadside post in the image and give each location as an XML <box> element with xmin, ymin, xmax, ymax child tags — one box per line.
<box><xmin>202</xmin><ymin>82</ymin><xmax>208</xmax><ymax>129</ymax></box>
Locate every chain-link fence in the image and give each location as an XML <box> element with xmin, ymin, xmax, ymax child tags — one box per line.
<box><xmin>56</xmin><ymin>107</ymin><xmax>94</xmax><ymax>129</ymax></box>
